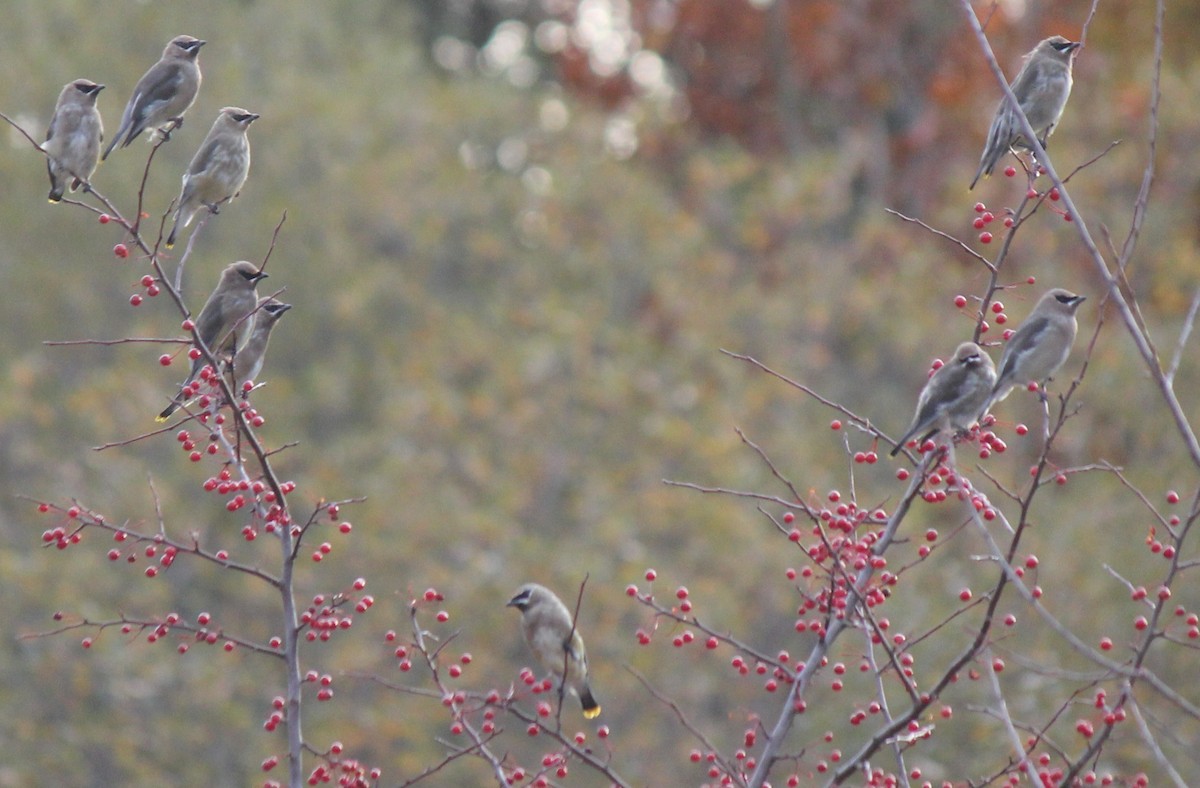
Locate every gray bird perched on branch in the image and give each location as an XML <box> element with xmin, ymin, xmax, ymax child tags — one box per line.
<box><xmin>102</xmin><ymin>35</ymin><xmax>205</xmax><ymax>160</ymax></box>
<box><xmin>45</xmin><ymin>79</ymin><xmax>104</xmax><ymax>202</ymax></box>
<box><xmin>981</xmin><ymin>288</ymin><xmax>1086</xmax><ymax>415</ymax></box>
<box><xmin>507</xmin><ymin>583</ymin><xmax>601</xmax><ymax>719</ymax></box>
<box><xmin>157</xmin><ymin>261</ymin><xmax>268</xmax><ymax>422</ymax></box>
<box><xmin>970</xmin><ymin>35</ymin><xmax>1081</xmax><ymax>190</ymax></box>
<box><xmin>224</xmin><ymin>298</ymin><xmax>292</xmax><ymax>396</ymax></box>
<box><xmin>165</xmin><ymin>107</ymin><xmax>259</xmax><ymax>248</ymax></box>
<box><xmin>891</xmin><ymin>342</ymin><xmax>996</xmax><ymax>457</ymax></box>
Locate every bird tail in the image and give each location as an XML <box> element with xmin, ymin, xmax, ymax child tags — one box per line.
<box><xmin>101</xmin><ymin>121</ymin><xmax>135</xmax><ymax>161</ymax></box>
<box><xmin>157</xmin><ymin>387</ymin><xmax>188</xmax><ymax>422</ymax></box>
<box><xmin>101</xmin><ymin>132</ymin><xmax>121</xmax><ymax>161</ymax></box>
<box><xmin>889</xmin><ymin>430</ymin><xmax>914</xmax><ymax>458</ymax></box>
<box><xmin>579</xmin><ymin>685</ymin><xmax>601</xmax><ymax>719</ymax></box>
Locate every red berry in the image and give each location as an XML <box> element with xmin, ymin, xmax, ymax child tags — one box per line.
<box><xmin>159</xmin><ymin>354</ymin><xmax>172</xmax><ymax>366</ymax></box>
<box><xmin>99</xmin><ymin>214</ymin><xmax>111</xmax><ymax>224</ymax></box>
<box><xmin>1167</xmin><ymin>490</ymin><xmax>1180</xmax><ymax>504</ymax></box>
<box><xmin>979</xmin><ymin>231</ymin><xmax>993</xmax><ymax>244</ymax></box>
<box><xmin>1004</xmin><ymin>166</ymin><xmax>1016</xmax><ymax>178</ymax></box>
<box><xmin>113</xmin><ymin>243</ymin><xmax>129</xmax><ymax>258</ymax></box>
<box><xmin>974</xmin><ymin>202</ymin><xmax>986</xmax><ymax>213</ymax></box>
<box><xmin>954</xmin><ymin>295</ymin><xmax>967</xmax><ymax>308</ymax></box>
<box><xmin>644</xmin><ymin>568</ymin><xmax>657</xmax><ymax>581</ymax></box>
<box><xmin>129</xmin><ymin>294</ymin><xmax>143</xmax><ymax>307</ymax></box>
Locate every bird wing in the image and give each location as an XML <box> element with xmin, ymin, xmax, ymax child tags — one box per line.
<box><xmin>997</xmin><ymin>316</ymin><xmax>1050</xmax><ymax>381</ymax></box>
<box><xmin>185</xmin><ymin>136</ymin><xmax>225</xmax><ymax>178</ymax></box>
<box><xmin>1009</xmin><ymin>58</ymin><xmax>1047</xmax><ymax>112</ymax></box>
<box><xmin>126</xmin><ymin>64</ymin><xmax>185</xmax><ymax>135</ymax></box>
<box><xmin>45</xmin><ymin>107</ymin><xmax>60</xmax><ymax>143</ymax></box>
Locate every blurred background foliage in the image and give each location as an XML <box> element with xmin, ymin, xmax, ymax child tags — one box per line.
<box><xmin>2</xmin><ymin>0</ymin><xmax>1199</xmax><ymax>784</ymax></box>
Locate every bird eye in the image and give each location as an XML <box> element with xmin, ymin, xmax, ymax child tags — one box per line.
<box><xmin>1056</xmin><ymin>294</ymin><xmax>1073</xmax><ymax>303</ymax></box>
<box><xmin>1051</xmin><ymin>40</ymin><xmax>1075</xmax><ymax>51</ymax></box>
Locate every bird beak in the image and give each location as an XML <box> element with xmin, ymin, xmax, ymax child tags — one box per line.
<box><xmin>277</xmin><ymin>303</ymin><xmax>293</xmax><ymax>314</ymax></box>
<box><xmin>253</xmin><ymin>271</ymin><xmax>268</xmax><ymax>281</ymax></box>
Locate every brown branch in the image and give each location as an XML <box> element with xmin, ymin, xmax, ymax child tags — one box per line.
<box><xmin>885</xmin><ymin>208</ymin><xmax>995</xmax><ymax>272</ymax></box>
<box><xmin>260</xmin><ymin>211</ymin><xmax>288</xmax><ymax>272</ymax></box>
<box><xmin>45</xmin><ymin>337</ymin><xmax>190</xmax><ymax>347</ymax></box>
<box><xmin>628</xmin><ymin>666</ymin><xmax>747</xmax><ymax>787</ymax></box>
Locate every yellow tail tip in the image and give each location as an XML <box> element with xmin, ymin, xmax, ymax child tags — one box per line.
<box><xmin>583</xmin><ymin>705</ymin><xmax>601</xmax><ymax>719</ymax></box>
<box><xmin>154</xmin><ymin>415</ymin><xmax>170</xmax><ymax>423</ymax></box>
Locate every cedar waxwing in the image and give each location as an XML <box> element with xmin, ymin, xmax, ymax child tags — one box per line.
<box><xmin>45</xmin><ymin>79</ymin><xmax>104</xmax><ymax>202</ymax></box>
<box><xmin>507</xmin><ymin>583</ymin><xmax>601</xmax><ymax>719</ymax></box>
<box><xmin>224</xmin><ymin>298</ymin><xmax>291</xmax><ymax>394</ymax></box>
<box><xmin>157</xmin><ymin>261</ymin><xmax>267</xmax><ymax>422</ymax></box>
<box><xmin>165</xmin><ymin>107</ymin><xmax>258</xmax><ymax>248</ymax></box>
<box><xmin>982</xmin><ymin>288</ymin><xmax>1086</xmax><ymax>414</ymax></box>
<box><xmin>890</xmin><ymin>342</ymin><xmax>997</xmax><ymax>457</ymax></box>
<box><xmin>102</xmin><ymin>35</ymin><xmax>205</xmax><ymax>160</ymax></box>
<box><xmin>970</xmin><ymin>36</ymin><xmax>1081</xmax><ymax>190</ymax></box>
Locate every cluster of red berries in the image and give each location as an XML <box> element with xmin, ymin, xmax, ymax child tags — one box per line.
<box><xmin>299</xmin><ymin>587</ymin><xmax>370</xmax><ymax>644</ymax></box>
<box><xmin>128</xmin><ymin>271</ymin><xmax>160</xmax><ymax>305</ymax></box>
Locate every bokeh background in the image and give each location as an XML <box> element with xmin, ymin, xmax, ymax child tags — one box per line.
<box><xmin>2</xmin><ymin>1</ymin><xmax>1199</xmax><ymax>785</ymax></box>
